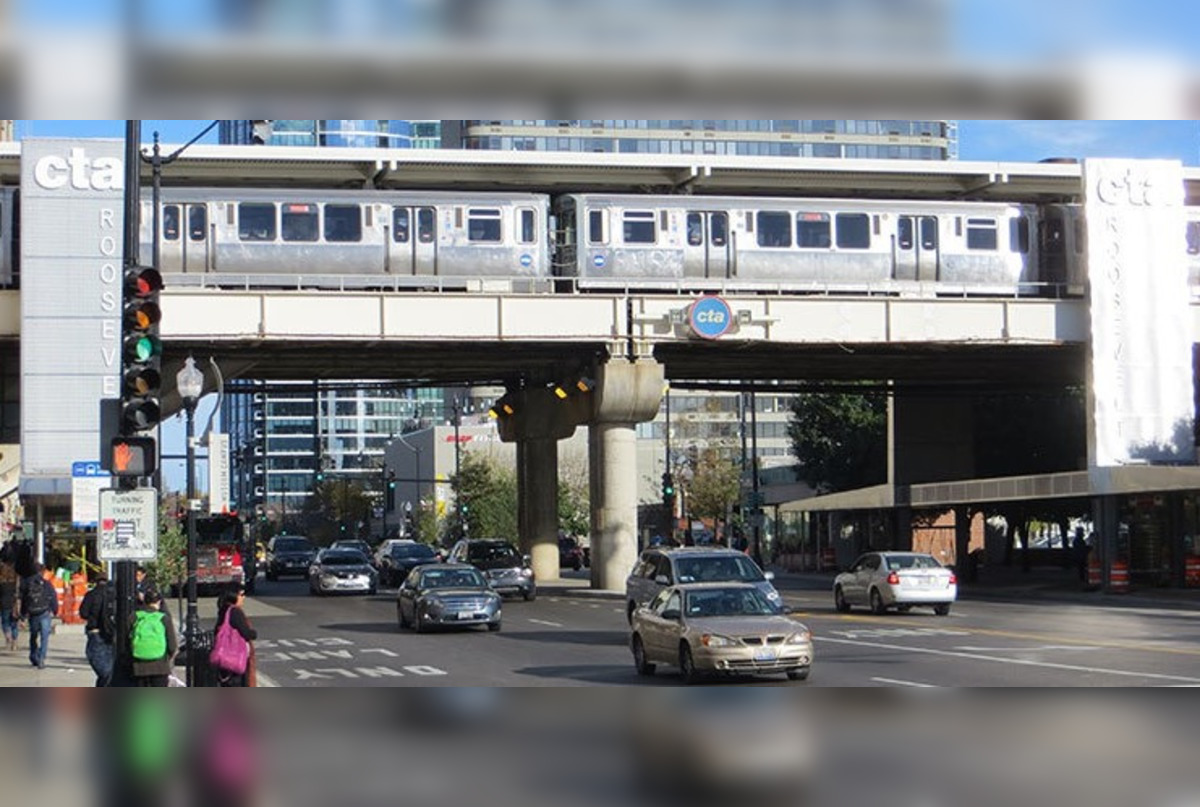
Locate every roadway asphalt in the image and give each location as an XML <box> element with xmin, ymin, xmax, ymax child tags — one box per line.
<box><xmin>3</xmin><ymin>565</ymin><xmax>1196</xmax><ymax>687</ymax></box>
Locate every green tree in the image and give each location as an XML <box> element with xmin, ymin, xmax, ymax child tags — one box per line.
<box><xmin>149</xmin><ymin>503</ymin><xmax>186</xmax><ymax>597</ymax></box>
<box><xmin>453</xmin><ymin>452</ymin><xmax>518</xmax><ymax>543</ymax></box>
<box><xmin>300</xmin><ymin>478</ymin><xmax>374</xmax><ymax>545</ymax></box>
<box><xmin>557</xmin><ymin>455</ymin><xmax>590</xmax><ymax>538</ymax></box>
<box><xmin>686</xmin><ymin>447</ymin><xmax>742</xmax><ymax>532</ymax></box>
<box><xmin>787</xmin><ymin>387</ymin><xmax>887</xmax><ymax>494</ymax></box>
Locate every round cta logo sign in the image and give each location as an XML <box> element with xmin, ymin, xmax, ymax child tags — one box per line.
<box><xmin>688</xmin><ymin>296</ymin><xmax>734</xmax><ymax>340</ymax></box>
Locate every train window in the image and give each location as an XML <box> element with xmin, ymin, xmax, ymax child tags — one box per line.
<box><xmin>898</xmin><ymin>218</ymin><xmax>913</xmax><ymax>250</ymax></box>
<box><xmin>920</xmin><ymin>217</ymin><xmax>937</xmax><ymax>250</ymax></box>
<box><xmin>238</xmin><ymin>203</ymin><xmax>276</xmax><ymax>241</ymax></box>
<box><xmin>163</xmin><ymin>205</ymin><xmax>180</xmax><ymax>241</ymax></box>
<box><xmin>417</xmin><ymin>207</ymin><xmax>435</xmax><ymax>243</ymax></box>
<box><xmin>588</xmin><ymin>210</ymin><xmax>606</xmax><ymax>244</ymax></box>
<box><xmin>757</xmin><ymin>212</ymin><xmax>793</xmax><ymax>248</ymax></box>
<box><xmin>835</xmin><ymin>213</ymin><xmax>870</xmax><ymax>249</ymax></box>
<box><xmin>189</xmin><ymin>206</ymin><xmax>207</xmax><ymax>241</ymax></box>
<box><xmin>711</xmin><ymin>213</ymin><xmax>727</xmax><ymax>247</ymax></box>
<box><xmin>687</xmin><ymin>213</ymin><xmax>703</xmax><ymax>246</ymax></box>
<box><xmin>282</xmin><ymin>203</ymin><xmax>319</xmax><ymax>242</ymax></box>
<box><xmin>1073</xmin><ymin>219</ymin><xmax>1085</xmax><ymax>254</ymax></box>
<box><xmin>792</xmin><ymin>212</ymin><xmax>827</xmax><ymax>249</ymax></box>
<box><xmin>623</xmin><ymin>210</ymin><xmax>656</xmax><ymax>244</ymax></box>
<box><xmin>966</xmin><ymin>218</ymin><xmax>998</xmax><ymax>251</ymax></box>
<box><xmin>519</xmin><ymin>208</ymin><xmax>536</xmax><ymax>244</ymax></box>
<box><xmin>393</xmin><ymin>208</ymin><xmax>410</xmax><ymax>243</ymax></box>
<box><xmin>1009</xmin><ymin>217</ymin><xmax>1030</xmax><ymax>253</ymax></box>
<box><xmin>468</xmin><ymin>208</ymin><xmax>502</xmax><ymax>242</ymax></box>
<box><xmin>324</xmin><ymin>205</ymin><xmax>362</xmax><ymax>243</ymax></box>
<box><xmin>1188</xmin><ymin>221</ymin><xmax>1200</xmax><ymax>255</ymax></box>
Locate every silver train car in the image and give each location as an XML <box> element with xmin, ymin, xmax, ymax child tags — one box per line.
<box><xmin>556</xmin><ymin>194</ymin><xmax>1048</xmax><ymax>295</ymax></box>
<box><xmin>139</xmin><ymin>188</ymin><xmax>552</xmax><ymax>289</ymax></box>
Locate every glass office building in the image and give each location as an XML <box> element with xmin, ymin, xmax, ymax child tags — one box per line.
<box><xmin>220</xmin><ymin>120</ymin><xmax>445</xmax><ymax>149</ymax></box>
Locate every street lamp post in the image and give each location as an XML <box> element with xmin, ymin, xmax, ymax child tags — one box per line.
<box><xmin>176</xmin><ymin>356</ymin><xmax>204</xmax><ymax>687</ymax></box>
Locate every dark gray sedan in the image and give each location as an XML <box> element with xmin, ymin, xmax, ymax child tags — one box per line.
<box><xmin>396</xmin><ymin>563</ymin><xmax>502</xmax><ymax>633</ymax></box>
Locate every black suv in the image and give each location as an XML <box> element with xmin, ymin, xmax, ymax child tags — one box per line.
<box><xmin>265</xmin><ymin>535</ymin><xmax>317</xmax><ymax>581</ymax></box>
<box><xmin>449</xmin><ymin>539</ymin><xmax>536</xmax><ymax>600</ymax></box>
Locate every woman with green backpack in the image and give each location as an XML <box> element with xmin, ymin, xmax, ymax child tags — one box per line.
<box><xmin>131</xmin><ymin>590</ymin><xmax>178</xmax><ymax>687</ymax></box>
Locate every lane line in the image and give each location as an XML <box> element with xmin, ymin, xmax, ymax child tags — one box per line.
<box><xmin>256</xmin><ymin>672</ymin><xmax>280</xmax><ymax>687</ymax></box>
<box><xmin>527</xmin><ymin>618</ymin><xmax>564</xmax><ymax>628</ymax></box>
<box><xmin>871</xmin><ymin>676</ymin><xmax>938</xmax><ymax>687</ymax></box>
<box><xmin>815</xmin><ymin>636</ymin><xmax>1200</xmax><ymax>684</ymax></box>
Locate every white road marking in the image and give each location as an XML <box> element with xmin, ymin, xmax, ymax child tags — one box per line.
<box><xmin>527</xmin><ymin>618</ymin><xmax>564</xmax><ymax>628</ymax></box>
<box><xmin>871</xmin><ymin>677</ymin><xmax>938</xmax><ymax>687</ymax></box>
<box><xmin>256</xmin><ymin>672</ymin><xmax>279</xmax><ymax>687</ymax></box>
<box><xmin>954</xmin><ymin>645</ymin><xmax>1100</xmax><ymax>653</ymax></box>
<box><xmin>815</xmin><ymin>636</ymin><xmax>1200</xmax><ymax>684</ymax></box>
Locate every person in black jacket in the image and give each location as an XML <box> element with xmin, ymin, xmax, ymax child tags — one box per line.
<box><xmin>0</xmin><ymin>549</ymin><xmax>19</xmax><ymax>652</ymax></box>
<box><xmin>19</xmin><ymin>563</ymin><xmax>58</xmax><ymax>669</ymax></box>
<box><xmin>131</xmin><ymin>591</ymin><xmax>178</xmax><ymax>687</ymax></box>
<box><xmin>78</xmin><ymin>573</ymin><xmax>116</xmax><ymax>686</ymax></box>
<box><xmin>215</xmin><ymin>583</ymin><xmax>258</xmax><ymax>687</ymax></box>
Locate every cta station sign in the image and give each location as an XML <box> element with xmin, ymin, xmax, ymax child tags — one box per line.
<box><xmin>687</xmin><ymin>295</ymin><xmax>735</xmax><ymax>340</ymax></box>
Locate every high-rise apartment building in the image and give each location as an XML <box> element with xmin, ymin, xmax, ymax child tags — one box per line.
<box><xmin>220</xmin><ymin>120</ymin><xmax>445</xmax><ymax>149</ymax></box>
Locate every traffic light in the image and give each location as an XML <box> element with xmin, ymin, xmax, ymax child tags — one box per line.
<box><xmin>120</xmin><ymin>265</ymin><xmax>163</xmax><ymax>435</ymax></box>
<box><xmin>109</xmin><ymin>436</ymin><xmax>157</xmax><ymax>477</ymax></box>
<box><xmin>386</xmin><ymin>471</ymin><xmax>396</xmax><ymax>511</ymax></box>
<box><xmin>661</xmin><ymin>472</ymin><xmax>675</xmax><ymax>501</ymax></box>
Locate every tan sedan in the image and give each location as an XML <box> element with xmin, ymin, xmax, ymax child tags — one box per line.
<box><xmin>630</xmin><ymin>583</ymin><xmax>813</xmax><ymax>684</ymax></box>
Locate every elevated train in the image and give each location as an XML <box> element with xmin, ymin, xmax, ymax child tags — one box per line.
<box><xmin>1</xmin><ymin>186</ymin><xmax>1198</xmax><ymax>295</ymax></box>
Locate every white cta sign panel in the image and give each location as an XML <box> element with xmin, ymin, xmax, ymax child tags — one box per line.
<box><xmin>208</xmin><ymin>432</ymin><xmax>230</xmax><ymax>514</ymax></box>
<box><xmin>98</xmin><ymin>488</ymin><xmax>158</xmax><ymax>562</ymax></box>
<box><xmin>1084</xmin><ymin>159</ymin><xmax>1194</xmax><ymax>467</ymax></box>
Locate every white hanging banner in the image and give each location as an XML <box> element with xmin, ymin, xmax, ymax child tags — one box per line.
<box><xmin>208</xmin><ymin>432</ymin><xmax>231</xmax><ymax>514</ymax></box>
<box><xmin>1084</xmin><ymin>159</ymin><xmax>1194</xmax><ymax>467</ymax></box>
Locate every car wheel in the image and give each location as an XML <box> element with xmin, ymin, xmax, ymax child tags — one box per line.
<box><xmin>266</xmin><ymin>571</ymin><xmax>277</xmax><ymax>582</ymax></box>
<box><xmin>786</xmin><ymin>668</ymin><xmax>810</xmax><ymax>682</ymax></box>
<box><xmin>572</xmin><ymin>558</ymin><xmax>582</xmax><ymax>572</ymax></box>
<box><xmin>414</xmin><ymin>611</ymin><xmax>426</xmax><ymax>633</ymax></box>
<box><xmin>626</xmin><ymin>602</ymin><xmax>638</xmax><ymax>625</ymax></box>
<box><xmin>934</xmin><ymin>603</ymin><xmax>952</xmax><ymax>616</ymax></box>
<box><xmin>368</xmin><ymin>585</ymin><xmax>377</xmax><ymax>596</ymax></box>
<box><xmin>523</xmin><ymin>586</ymin><xmax>537</xmax><ymax>602</ymax></box>
<box><xmin>487</xmin><ymin>621</ymin><xmax>501</xmax><ymax>633</ymax></box>
<box><xmin>834</xmin><ymin>586</ymin><xmax>851</xmax><ymax>613</ymax></box>
<box><xmin>897</xmin><ymin>604</ymin><xmax>913</xmax><ymax>613</ymax></box>
<box><xmin>632</xmin><ymin>635</ymin><xmax>655</xmax><ymax>677</ymax></box>
<box><xmin>397</xmin><ymin>605</ymin><xmax>408</xmax><ymax>629</ymax></box>
<box><xmin>679</xmin><ymin>643</ymin><xmax>699</xmax><ymax>686</ymax></box>
<box><xmin>870</xmin><ymin>588</ymin><xmax>887</xmax><ymax>615</ymax></box>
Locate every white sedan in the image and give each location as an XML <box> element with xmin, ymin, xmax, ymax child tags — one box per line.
<box><xmin>833</xmin><ymin>551</ymin><xmax>957</xmax><ymax>616</ymax></box>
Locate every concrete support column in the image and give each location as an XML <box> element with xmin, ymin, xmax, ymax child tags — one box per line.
<box><xmin>591</xmin><ymin>422</ymin><xmax>639</xmax><ymax>590</ymax></box>
<box><xmin>953</xmin><ymin>504</ymin><xmax>971</xmax><ymax>580</ymax></box>
<box><xmin>518</xmin><ymin>437</ymin><xmax>559</xmax><ymax>584</ymax></box>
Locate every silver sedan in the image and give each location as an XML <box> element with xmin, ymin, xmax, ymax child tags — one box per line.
<box><xmin>307</xmin><ymin>549</ymin><xmax>378</xmax><ymax>595</ymax></box>
<box><xmin>630</xmin><ymin>583</ymin><xmax>813</xmax><ymax>685</ymax></box>
<box><xmin>396</xmin><ymin>563</ymin><xmax>502</xmax><ymax>633</ymax></box>
<box><xmin>834</xmin><ymin>551</ymin><xmax>957</xmax><ymax>615</ymax></box>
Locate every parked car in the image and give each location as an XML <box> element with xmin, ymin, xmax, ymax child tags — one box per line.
<box><xmin>833</xmin><ymin>551</ymin><xmax>957</xmax><ymax>616</ymax></box>
<box><xmin>265</xmin><ymin>535</ymin><xmax>317</xmax><ymax>581</ymax></box>
<box><xmin>630</xmin><ymin>583</ymin><xmax>813</xmax><ymax>684</ymax></box>
<box><xmin>625</xmin><ymin>547</ymin><xmax>782</xmax><ymax>624</ymax></box>
<box><xmin>396</xmin><ymin>563</ymin><xmax>502</xmax><ymax>633</ymax></box>
<box><xmin>308</xmin><ymin>548</ymin><xmax>378</xmax><ymax>596</ymax></box>
<box><xmin>558</xmin><ymin>536</ymin><xmax>585</xmax><ymax>571</ymax></box>
<box><xmin>378</xmin><ymin>541</ymin><xmax>440</xmax><ymax>588</ymax></box>
<box><xmin>449</xmin><ymin>539</ymin><xmax>536</xmax><ymax>600</ymax></box>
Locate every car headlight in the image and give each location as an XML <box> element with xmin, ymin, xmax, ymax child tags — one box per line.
<box><xmin>787</xmin><ymin>629</ymin><xmax>811</xmax><ymax>645</ymax></box>
<box><xmin>424</xmin><ymin>599</ymin><xmax>444</xmax><ymax>615</ymax></box>
<box><xmin>519</xmin><ymin>568</ymin><xmax>533</xmax><ymax>578</ymax></box>
<box><xmin>700</xmin><ymin>633</ymin><xmax>738</xmax><ymax>648</ymax></box>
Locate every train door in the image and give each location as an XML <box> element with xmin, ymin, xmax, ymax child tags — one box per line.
<box><xmin>388</xmin><ymin>206</ymin><xmax>438</xmax><ymax>275</ymax></box>
<box><xmin>159</xmin><ymin>204</ymin><xmax>210</xmax><ymax>273</ymax></box>
<box><xmin>683</xmin><ymin>211</ymin><xmax>731</xmax><ymax>278</ymax></box>
<box><xmin>895</xmin><ymin>214</ymin><xmax>939</xmax><ymax>281</ymax></box>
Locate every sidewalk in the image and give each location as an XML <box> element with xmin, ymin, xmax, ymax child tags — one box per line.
<box><xmin>766</xmin><ymin>563</ymin><xmax>1200</xmax><ymax>612</ymax></box>
<box><xmin>0</xmin><ymin>622</ymin><xmax>94</xmax><ymax>687</ymax></box>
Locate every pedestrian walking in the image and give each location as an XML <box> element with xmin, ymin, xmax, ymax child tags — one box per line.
<box><xmin>1073</xmin><ymin>529</ymin><xmax>1090</xmax><ymax>583</ymax></box>
<box><xmin>214</xmin><ymin>584</ymin><xmax>257</xmax><ymax>687</ymax></box>
<box><xmin>135</xmin><ymin>565</ymin><xmax>159</xmax><ymax>605</ymax></box>
<box><xmin>19</xmin><ymin>562</ymin><xmax>58</xmax><ymax>669</ymax></box>
<box><xmin>131</xmin><ymin>590</ymin><xmax>178</xmax><ymax>687</ymax></box>
<box><xmin>0</xmin><ymin>547</ymin><xmax>19</xmax><ymax>651</ymax></box>
<box><xmin>79</xmin><ymin>572</ymin><xmax>117</xmax><ymax>686</ymax></box>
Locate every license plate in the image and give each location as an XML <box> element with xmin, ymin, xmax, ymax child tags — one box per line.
<box><xmin>455</xmin><ymin>611</ymin><xmax>475</xmax><ymax>620</ymax></box>
<box><xmin>754</xmin><ymin>649</ymin><xmax>777</xmax><ymax>662</ymax></box>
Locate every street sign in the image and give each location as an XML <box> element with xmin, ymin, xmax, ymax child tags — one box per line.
<box><xmin>98</xmin><ymin>488</ymin><xmax>158</xmax><ymax>561</ymax></box>
<box><xmin>72</xmin><ymin>461</ymin><xmax>111</xmax><ymax>528</ymax></box>
<box><xmin>208</xmin><ymin>432</ymin><xmax>230</xmax><ymax>514</ymax></box>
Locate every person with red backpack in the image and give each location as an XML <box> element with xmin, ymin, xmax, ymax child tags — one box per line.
<box><xmin>131</xmin><ymin>590</ymin><xmax>178</xmax><ymax>687</ymax></box>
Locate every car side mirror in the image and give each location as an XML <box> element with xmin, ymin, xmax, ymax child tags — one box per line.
<box><xmin>661</xmin><ymin>608</ymin><xmax>681</xmax><ymax>621</ymax></box>
<box><xmin>523</xmin><ymin>554</ymin><xmax>532</xmax><ymax>567</ymax></box>
<box><xmin>654</xmin><ymin>574</ymin><xmax>670</xmax><ymax>585</ymax></box>
<box><xmin>764</xmin><ymin>571</ymin><xmax>775</xmax><ymax>581</ymax></box>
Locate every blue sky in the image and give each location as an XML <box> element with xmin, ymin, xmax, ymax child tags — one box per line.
<box><xmin>14</xmin><ymin>120</ymin><xmax>1200</xmax><ymax>165</ymax></box>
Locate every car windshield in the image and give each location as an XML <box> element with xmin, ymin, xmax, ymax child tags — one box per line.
<box><xmin>685</xmin><ymin>587</ymin><xmax>777</xmax><ymax>617</ymax></box>
<box><xmin>421</xmin><ymin>569</ymin><xmax>485</xmax><ymax>589</ymax></box>
<box><xmin>392</xmin><ymin>544</ymin><xmax>436</xmax><ymax>560</ymax></box>
<box><xmin>674</xmin><ymin>555</ymin><xmax>764</xmax><ymax>584</ymax></box>
<box><xmin>275</xmin><ymin>539</ymin><xmax>313</xmax><ymax>553</ymax></box>
<box><xmin>320</xmin><ymin>552</ymin><xmax>367</xmax><ymax>566</ymax></box>
<box><xmin>467</xmin><ymin>544</ymin><xmax>520</xmax><ymax>564</ymax></box>
<box><xmin>886</xmin><ymin>555</ymin><xmax>942</xmax><ymax>571</ymax></box>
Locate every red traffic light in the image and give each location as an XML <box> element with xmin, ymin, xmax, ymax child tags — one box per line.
<box><xmin>124</xmin><ymin>266</ymin><xmax>163</xmax><ymax>298</ymax></box>
<box><xmin>110</xmin><ymin>436</ymin><xmax>157</xmax><ymax>476</ymax></box>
